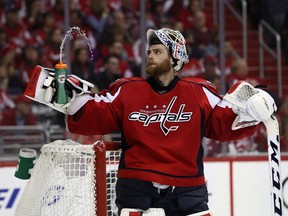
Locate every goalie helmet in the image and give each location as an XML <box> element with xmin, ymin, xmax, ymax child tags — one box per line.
<box><xmin>146</xmin><ymin>28</ymin><xmax>189</xmax><ymax>72</ymax></box>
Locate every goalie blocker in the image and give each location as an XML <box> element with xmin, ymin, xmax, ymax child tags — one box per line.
<box><xmin>24</xmin><ymin>65</ymin><xmax>94</xmax><ymax>115</ymax></box>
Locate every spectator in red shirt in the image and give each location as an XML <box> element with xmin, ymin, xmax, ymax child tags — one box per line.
<box><xmin>120</xmin><ymin>0</ymin><xmax>140</xmax><ymax>32</ymax></box>
<box><xmin>192</xmin><ymin>10</ymin><xmax>217</xmax><ymax>57</ymax></box>
<box><xmin>23</xmin><ymin>0</ymin><xmax>43</xmax><ymax>32</ymax></box>
<box><xmin>195</xmin><ymin>55</ymin><xmax>220</xmax><ymax>79</ymax></box>
<box><xmin>3</xmin><ymin>5</ymin><xmax>32</xmax><ymax>48</ymax></box>
<box><xmin>32</xmin><ymin>12</ymin><xmax>56</xmax><ymax>46</ymax></box>
<box><xmin>1</xmin><ymin>94</ymin><xmax>37</xmax><ymax>126</ymax></box>
<box><xmin>226</xmin><ymin>58</ymin><xmax>259</xmax><ymax>89</ymax></box>
<box><xmin>42</xmin><ymin>27</ymin><xmax>63</xmax><ymax>68</ymax></box>
<box><xmin>97</xmin><ymin>41</ymin><xmax>134</xmax><ymax>77</ymax></box>
<box><xmin>178</xmin><ymin>0</ymin><xmax>202</xmax><ymax>30</ymax></box>
<box><xmin>2</xmin><ymin>45</ymin><xmax>25</xmax><ymax>93</ymax></box>
<box><xmin>71</xmin><ymin>47</ymin><xmax>95</xmax><ymax>81</ymax></box>
<box><xmin>88</xmin><ymin>54</ymin><xmax>123</xmax><ymax>92</ymax></box>
<box><xmin>18</xmin><ymin>45</ymin><xmax>42</xmax><ymax>87</ymax></box>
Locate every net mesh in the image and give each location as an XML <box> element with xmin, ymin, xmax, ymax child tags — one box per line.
<box><xmin>106</xmin><ymin>149</ymin><xmax>121</xmax><ymax>216</ymax></box>
<box><xmin>15</xmin><ymin>140</ymin><xmax>121</xmax><ymax>216</ymax></box>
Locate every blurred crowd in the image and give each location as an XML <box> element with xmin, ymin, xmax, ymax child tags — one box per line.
<box><xmin>0</xmin><ymin>0</ymin><xmax>288</xmax><ymax>156</ymax></box>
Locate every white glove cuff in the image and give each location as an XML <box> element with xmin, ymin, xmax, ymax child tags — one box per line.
<box><xmin>67</xmin><ymin>94</ymin><xmax>91</xmax><ymax>115</ymax></box>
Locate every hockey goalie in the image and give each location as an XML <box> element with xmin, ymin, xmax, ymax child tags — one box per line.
<box><xmin>24</xmin><ymin>27</ymin><xmax>279</xmax><ymax>216</ymax></box>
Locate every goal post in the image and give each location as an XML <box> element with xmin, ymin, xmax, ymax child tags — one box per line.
<box><xmin>95</xmin><ymin>140</ymin><xmax>122</xmax><ymax>216</ymax></box>
<box><xmin>15</xmin><ymin>139</ymin><xmax>122</xmax><ymax>216</ymax></box>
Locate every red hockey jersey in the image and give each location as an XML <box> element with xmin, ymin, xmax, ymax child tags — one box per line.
<box><xmin>67</xmin><ymin>76</ymin><xmax>257</xmax><ymax>186</ymax></box>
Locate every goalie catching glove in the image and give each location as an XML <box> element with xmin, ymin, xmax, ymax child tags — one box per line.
<box><xmin>24</xmin><ymin>65</ymin><xmax>94</xmax><ymax>114</ymax></box>
<box><xmin>223</xmin><ymin>81</ymin><xmax>277</xmax><ymax>130</ymax></box>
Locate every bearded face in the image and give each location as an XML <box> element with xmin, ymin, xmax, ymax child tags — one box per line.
<box><xmin>146</xmin><ymin>57</ymin><xmax>172</xmax><ymax>76</ymax></box>
<box><xmin>146</xmin><ymin>44</ymin><xmax>173</xmax><ymax>76</ymax></box>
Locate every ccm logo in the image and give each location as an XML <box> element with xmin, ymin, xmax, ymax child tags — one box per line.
<box><xmin>270</xmin><ymin>139</ymin><xmax>283</xmax><ymax>215</ymax></box>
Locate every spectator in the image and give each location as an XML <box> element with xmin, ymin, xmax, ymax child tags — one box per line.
<box><xmin>42</xmin><ymin>27</ymin><xmax>63</xmax><ymax>68</ymax></box>
<box><xmin>97</xmin><ymin>41</ymin><xmax>134</xmax><ymax>77</ymax></box>
<box><xmin>2</xmin><ymin>46</ymin><xmax>24</xmax><ymax>94</ymax></box>
<box><xmin>18</xmin><ymin>45</ymin><xmax>42</xmax><ymax>87</ymax></box>
<box><xmin>1</xmin><ymin>94</ymin><xmax>37</xmax><ymax>126</ymax></box>
<box><xmin>177</xmin><ymin>0</ymin><xmax>202</xmax><ymax>30</ymax></box>
<box><xmin>224</xmin><ymin>41</ymin><xmax>238</xmax><ymax>75</ymax></box>
<box><xmin>48</xmin><ymin>0</ymin><xmax>65</xmax><ymax>28</ymax></box>
<box><xmin>178</xmin><ymin>58</ymin><xmax>204</xmax><ymax>78</ymax></box>
<box><xmin>32</xmin><ymin>12</ymin><xmax>56</xmax><ymax>46</ymax></box>
<box><xmin>192</xmin><ymin>10</ymin><xmax>217</xmax><ymax>57</ymax></box>
<box><xmin>225</xmin><ymin>58</ymin><xmax>259</xmax><ymax>89</ymax></box>
<box><xmin>23</xmin><ymin>0</ymin><xmax>43</xmax><ymax>31</ymax></box>
<box><xmin>69</xmin><ymin>9</ymin><xmax>96</xmax><ymax>52</ymax></box>
<box><xmin>108</xmin><ymin>41</ymin><xmax>134</xmax><ymax>77</ymax></box>
<box><xmin>111</xmin><ymin>28</ymin><xmax>135</xmax><ymax>61</ymax></box>
<box><xmin>71</xmin><ymin>47</ymin><xmax>95</xmax><ymax>80</ymax></box>
<box><xmin>99</xmin><ymin>10</ymin><xmax>129</xmax><ymax>47</ymax></box>
<box><xmin>84</xmin><ymin>0</ymin><xmax>110</xmax><ymax>40</ymax></box>
<box><xmin>0</xmin><ymin>28</ymin><xmax>12</xmax><ymax>59</ymax></box>
<box><xmin>89</xmin><ymin>54</ymin><xmax>122</xmax><ymax>92</ymax></box>
<box><xmin>195</xmin><ymin>55</ymin><xmax>220</xmax><ymax>79</ymax></box>
<box><xmin>3</xmin><ymin>4</ymin><xmax>32</xmax><ymax>48</ymax></box>
<box><xmin>206</xmin><ymin>73</ymin><xmax>221</xmax><ymax>90</ymax></box>
<box><xmin>120</xmin><ymin>0</ymin><xmax>140</xmax><ymax>32</ymax></box>
<box><xmin>0</xmin><ymin>89</ymin><xmax>15</xmax><ymax>124</ymax></box>
<box><xmin>131</xmin><ymin>25</ymin><xmax>144</xmax><ymax>70</ymax></box>
<box><xmin>0</xmin><ymin>62</ymin><xmax>9</xmax><ymax>91</ymax></box>
<box><xmin>184</xmin><ymin>30</ymin><xmax>205</xmax><ymax>59</ymax></box>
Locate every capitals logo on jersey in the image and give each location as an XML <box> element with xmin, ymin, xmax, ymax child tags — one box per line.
<box><xmin>128</xmin><ymin>96</ymin><xmax>192</xmax><ymax>135</ymax></box>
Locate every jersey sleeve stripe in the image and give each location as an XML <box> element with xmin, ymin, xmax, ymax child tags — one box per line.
<box><xmin>93</xmin><ymin>87</ymin><xmax>121</xmax><ymax>103</ymax></box>
<box><xmin>203</xmin><ymin>87</ymin><xmax>221</xmax><ymax>108</ymax></box>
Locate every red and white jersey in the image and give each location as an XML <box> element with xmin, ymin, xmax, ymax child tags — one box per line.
<box><xmin>67</xmin><ymin>76</ymin><xmax>257</xmax><ymax>186</ymax></box>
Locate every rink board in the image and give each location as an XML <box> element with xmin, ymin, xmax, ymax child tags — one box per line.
<box><xmin>0</xmin><ymin>157</ymin><xmax>287</xmax><ymax>216</ymax></box>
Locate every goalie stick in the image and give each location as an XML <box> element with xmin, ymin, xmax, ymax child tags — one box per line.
<box><xmin>223</xmin><ymin>81</ymin><xmax>283</xmax><ymax>216</ymax></box>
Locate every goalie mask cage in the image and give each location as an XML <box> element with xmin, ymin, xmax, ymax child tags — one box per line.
<box><xmin>14</xmin><ymin>139</ymin><xmax>122</xmax><ymax>216</ymax></box>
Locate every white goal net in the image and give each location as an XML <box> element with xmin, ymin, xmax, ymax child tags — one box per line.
<box><xmin>15</xmin><ymin>139</ymin><xmax>121</xmax><ymax>216</ymax></box>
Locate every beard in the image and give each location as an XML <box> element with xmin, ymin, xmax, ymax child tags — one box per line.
<box><xmin>146</xmin><ymin>58</ymin><xmax>172</xmax><ymax>76</ymax></box>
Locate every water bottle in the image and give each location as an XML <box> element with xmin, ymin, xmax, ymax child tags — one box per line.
<box><xmin>55</xmin><ymin>62</ymin><xmax>68</xmax><ymax>104</ymax></box>
<box><xmin>14</xmin><ymin>148</ymin><xmax>37</xmax><ymax>180</ymax></box>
